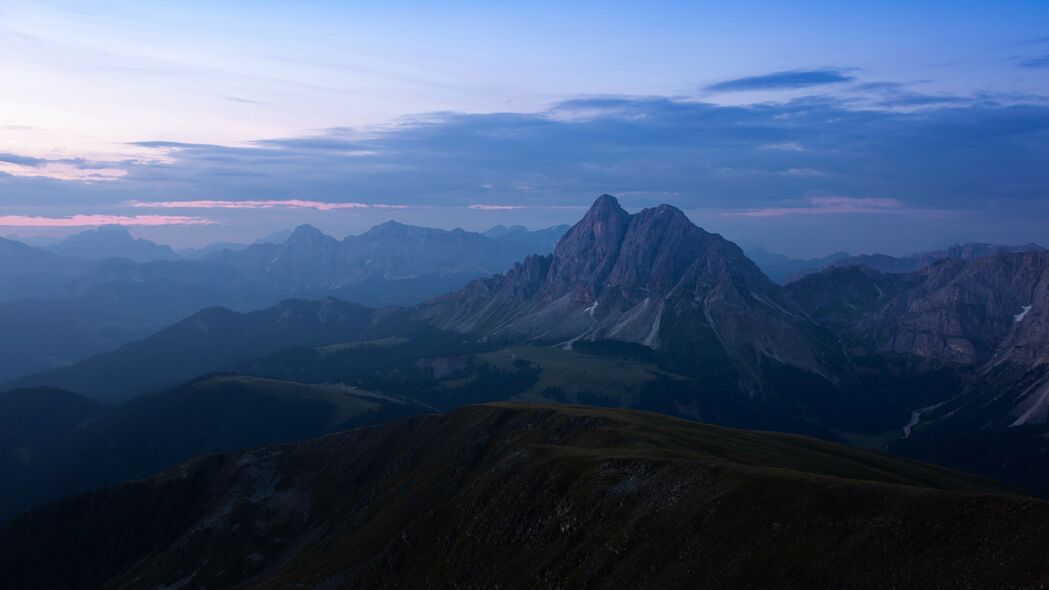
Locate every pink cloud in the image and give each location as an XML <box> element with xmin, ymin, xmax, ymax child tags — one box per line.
<box><xmin>727</xmin><ymin>196</ymin><xmax>905</xmax><ymax>217</ymax></box>
<box><xmin>128</xmin><ymin>199</ymin><xmax>401</xmax><ymax>210</ymax></box>
<box><xmin>0</xmin><ymin>161</ymin><xmax>127</xmax><ymax>182</ymax></box>
<box><xmin>0</xmin><ymin>214</ymin><xmax>214</xmax><ymax>227</ymax></box>
<box><xmin>467</xmin><ymin>204</ymin><xmax>523</xmax><ymax>210</ymax></box>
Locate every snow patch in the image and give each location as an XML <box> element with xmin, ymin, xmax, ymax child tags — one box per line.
<box><xmin>901</xmin><ymin>401</ymin><xmax>946</xmax><ymax>438</ymax></box>
<box><xmin>1014</xmin><ymin>305</ymin><xmax>1032</xmax><ymax>322</ymax></box>
<box><xmin>1011</xmin><ymin>378</ymin><xmax>1049</xmax><ymax>426</ymax></box>
<box><xmin>583</xmin><ymin>300</ymin><xmax>599</xmax><ymax>317</ymax></box>
<box><xmin>643</xmin><ymin>302</ymin><xmax>663</xmax><ymax>348</ymax></box>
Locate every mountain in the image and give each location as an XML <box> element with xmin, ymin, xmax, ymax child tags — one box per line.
<box><xmin>788</xmin><ymin>241</ymin><xmax>1045</xmax><ymax>282</ymax></box>
<box><xmin>254</xmin><ymin>228</ymin><xmax>294</xmax><ymax>244</ymax></box>
<box><xmin>744</xmin><ymin>247</ymin><xmax>851</xmax><ymax>284</ymax></box>
<box><xmin>787</xmin><ymin>251</ymin><xmax>1049</xmax><ymax>367</ymax></box>
<box><xmin>0</xmin><ymin>220</ymin><xmax>556</xmax><ymax>383</ymax></box>
<box><xmin>786</xmin><ymin>251</ymin><xmax>1049</xmax><ymax>493</ymax></box>
<box><xmin>484</xmin><ymin>223</ymin><xmax>570</xmax><ymax>252</ymax></box>
<box><xmin>177</xmin><ymin>240</ymin><xmax>251</xmax><ymax>259</ymax></box>
<box><xmin>4</xmin><ymin>298</ymin><xmax>390</xmax><ymax>402</ymax></box>
<box><xmin>0</xmin><ymin>375</ymin><xmax>430</xmax><ymax>522</ymax></box>
<box><xmin>208</xmin><ymin>223</ymin><xmax>540</xmax><ymax>304</ymax></box>
<box><xmin>0</xmin><ymin>387</ymin><xmax>108</xmax><ymax>519</ymax></box>
<box><xmin>0</xmin><ymin>236</ymin><xmax>86</xmax><ymax>301</ymax></box>
<box><xmin>420</xmin><ymin>195</ymin><xmax>845</xmax><ymax>392</ymax></box>
<box><xmin>46</xmin><ymin>225</ymin><xmax>180</xmax><ymax>262</ymax></box>
<box><xmin>2</xmin><ymin>234</ymin><xmax>61</xmax><ymax>248</ymax></box>
<box><xmin>2</xmin><ymin>403</ymin><xmax>1046</xmax><ymax>590</ymax></box>
<box><xmin>0</xmin><ymin>297</ymin><xmax>158</xmax><ymax>382</ymax></box>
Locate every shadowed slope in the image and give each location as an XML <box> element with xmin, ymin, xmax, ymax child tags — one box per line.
<box><xmin>3</xmin><ymin>403</ymin><xmax>1046</xmax><ymax>590</ymax></box>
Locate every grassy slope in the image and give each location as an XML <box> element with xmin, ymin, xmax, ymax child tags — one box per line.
<box><xmin>0</xmin><ymin>375</ymin><xmax>430</xmax><ymax>522</ymax></box>
<box><xmin>4</xmin><ymin>403</ymin><xmax>1047</xmax><ymax>590</ymax></box>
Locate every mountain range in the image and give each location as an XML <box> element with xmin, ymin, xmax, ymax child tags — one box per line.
<box><xmin>46</xmin><ymin>225</ymin><xmax>180</xmax><ymax>262</ymax></box>
<box><xmin>3</xmin><ymin>403</ymin><xmax>1047</xmax><ymax>589</ymax></box>
<box><xmin>0</xmin><ymin>222</ymin><xmax>566</xmax><ymax>382</ymax></box>
<box><xmin>9</xmin><ymin>194</ymin><xmax>1048</xmax><ymax>498</ymax></box>
<box><xmin>3</xmin><ymin>194</ymin><xmax>1049</xmax><ymax>587</ymax></box>
<box><xmin>771</xmin><ymin>241</ymin><xmax>1046</xmax><ymax>283</ymax></box>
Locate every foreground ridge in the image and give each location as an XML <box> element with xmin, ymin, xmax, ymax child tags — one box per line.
<box><xmin>3</xmin><ymin>403</ymin><xmax>1047</xmax><ymax>590</ymax></box>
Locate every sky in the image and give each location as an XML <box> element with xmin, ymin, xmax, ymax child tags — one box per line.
<box><xmin>1</xmin><ymin>0</ymin><xmax>1048</xmax><ymax>257</ymax></box>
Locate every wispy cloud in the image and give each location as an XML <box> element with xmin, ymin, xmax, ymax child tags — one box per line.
<box><xmin>0</xmin><ymin>215</ymin><xmax>214</xmax><ymax>227</ymax></box>
<box><xmin>224</xmin><ymin>96</ymin><xmax>266</xmax><ymax>105</ymax></box>
<box><xmin>705</xmin><ymin>69</ymin><xmax>854</xmax><ymax>92</ymax></box>
<box><xmin>466</xmin><ymin>204</ymin><xmax>586</xmax><ymax>210</ymax></box>
<box><xmin>129</xmin><ymin>199</ymin><xmax>409</xmax><ymax>210</ymax></box>
<box><xmin>1018</xmin><ymin>54</ymin><xmax>1049</xmax><ymax>68</ymax></box>
<box><xmin>3</xmin><ymin>93</ymin><xmax>1048</xmax><ymax>227</ymax></box>
<box><xmin>0</xmin><ymin>152</ymin><xmax>128</xmax><ymax>181</ymax></box>
<box><xmin>727</xmin><ymin>196</ymin><xmax>905</xmax><ymax>217</ymax></box>
<box><xmin>0</xmin><ymin>152</ymin><xmax>47</xmax><ymax>167</ymax></box>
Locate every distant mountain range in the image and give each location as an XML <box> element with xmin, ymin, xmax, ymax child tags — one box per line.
<box><xmin>46</xmin><ymin>225</ymin><xmax>180</xmax><ymax>262</ymax></box>
<box><xmin>3</xmin><ymin>403</ymin><xmax>1046</xmax><ymax>590</ymax></box>
<box><xmin>743</xmin><ymin>247</ymin><xmax>851</xmax><ymax>284</ymax></box>
<box><xmin>0</xmin><ymin>222</ymin><xmax>567</xmax><ymax>382</ymax></box>
<box><xmin>483</xmin><ymin>223</ymin><xmax>570</xmax><ymax>252</ymax></box>
<box><xmin>748</xmin><ymin>241</ymin><xmax>1045</xmax><ymax>284</ymax></box>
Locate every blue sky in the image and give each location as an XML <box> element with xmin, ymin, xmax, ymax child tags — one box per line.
<box><xmin>1</xmin><ymin>0</ymin><xmax>1048</xmax><ymax>255</ymax></box>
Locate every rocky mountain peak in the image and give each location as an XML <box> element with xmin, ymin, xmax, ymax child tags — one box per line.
<box><xmin>288</xmin><ymin>224</ymin><xmax>327</xmax><ymax>242</ymax></box>
<box><xmin>546</xmin><ymin>195</ymin><xmax>632</xmax><ymax>295</ymax></box>
<box><xmin>419</xmin><ymin>194</ymin><xmax>844</xmax><ymax>388</ymax></box>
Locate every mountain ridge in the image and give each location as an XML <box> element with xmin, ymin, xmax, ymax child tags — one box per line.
<box><xmin>2</xmin><ymin>403</ymin><xmax>1045</xmax><ymax>590</ymax></box>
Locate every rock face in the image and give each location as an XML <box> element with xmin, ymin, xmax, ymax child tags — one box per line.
<box><xmin>788</xmin><ymin>251</ymin><xmax>1049</xmax><ymax>367</ymax></box>
<box><xmin>3</xmin><ymin>403</ymin><xmax>1046</xmax><ymax>590</ymax></box>
<box><xmin>788</xmin><ymin>251</ymin><xmax>1049</xmax><ymax>428</ymax></box>
<box><xmin>420</xmin><ymin>195</ymin><xmax>843</xmax><ymax>385</ymax></box>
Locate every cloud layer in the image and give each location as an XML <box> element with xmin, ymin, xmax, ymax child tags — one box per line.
<box><xmin>705</xmin><ymin>69</ymin><xmax>854</xmax><ymax>92</ymax></box>
<box><xmin>1</xmin><ymin>87</ymin><xmax>1048</xmax><ymax>253</ymax></box>
<box><xmin>0</xmin><ymin>215</ymin><xmax>213</xmax><ymax>227</ymax></box>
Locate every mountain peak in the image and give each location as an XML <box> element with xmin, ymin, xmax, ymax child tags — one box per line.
<box><xmin>637</xmin><ymin>203</ymin><xmax>691</xmax><ymax>225</ymax></box>
<box><xmin>89</xmin><ymin>225</ymin><xmax>133</xmax><ymax>237</ymax></box>
<box><xmin>587</xmin><ymin>194</ymin><xmax>625</xmax><ymax>217</ymax></box>
<box><xmin>47</xmin><ymin>225</ymin><xmax>177</xmax><ymax>262</ymax></box>
<box><xmin>289</xmin><ymin>224</ymin><xmax>325</xmax><ymax>241</ymax></box>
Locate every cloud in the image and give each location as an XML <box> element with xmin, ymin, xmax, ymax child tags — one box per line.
<box><xmin>0</xmin><ymin>215</ymin><xmax>213</xmax><ymax>227</ymax></box>
<box><xmin>727</xmin><ymin>196</ymin><xmax>906</xmax><ymax>217</ymax></box>
<box><xmin>224</xmin><ymin>96</ymin><xmax>265</xmax><ymax>105</ymax></box>
<box><xmin>705</xmin><ymin>69</ymin><xmax>854</xmax><ymax>92</ymax></box>
<box><xmin>0</xmin><ymin>152</ymin><xmax>47</xmax><ymax>167</ymax></box>
<box><xmin>0</xmin><ymin>152</ymin><xmax>129</xmax><ymax>181</ymax></box>
<box><xmin>2</xmin><ymin>93</ymin><xmax>1048</xmax><ymax>223</ymax></box>
<box><xmin>129</xmin><ymin>199</ymin><xmax>408</xmax><ymax>210</ymax></box>
<box><xmin>466</xmin><ymin>204</ymin><xmax>586</xmax><ymax>210</ymax></box>
<box><xmin>1018</xmin><ymin>54</ymin><xmax>1049</xmax><ymax>68</ymax></box>
<box><xmin>133</xmin><ymin>199</ymin><xmax>583</xmax><ymax>212</ymax></box>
